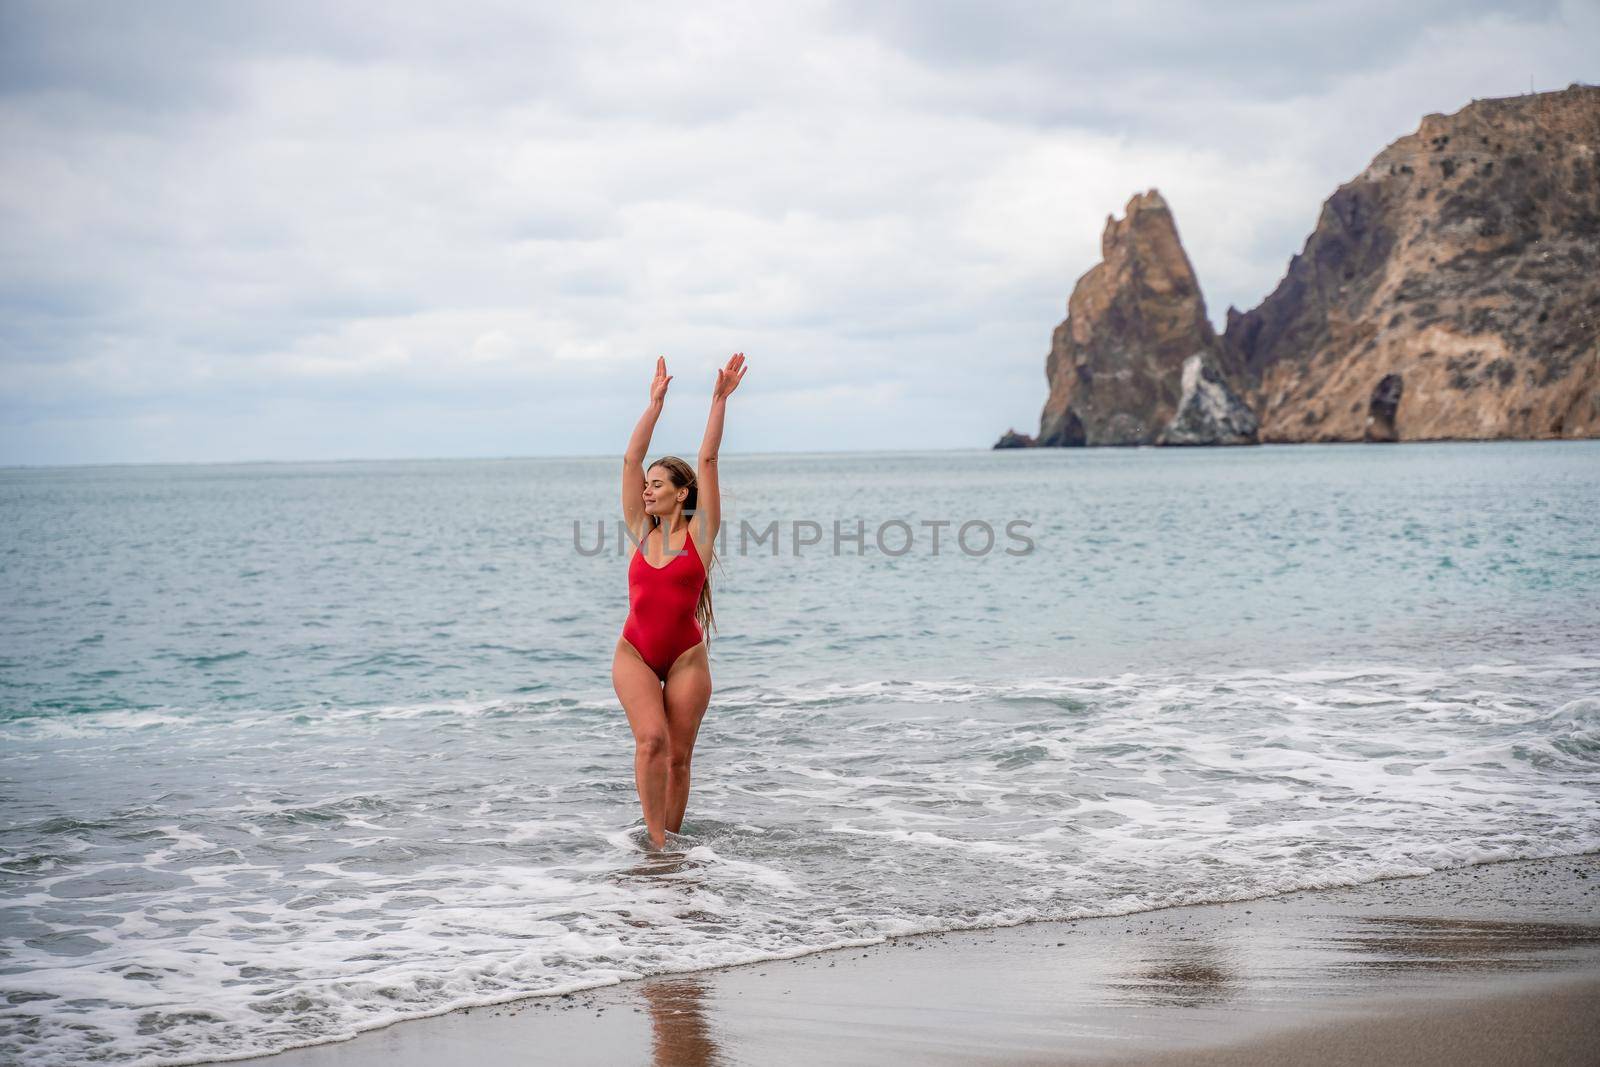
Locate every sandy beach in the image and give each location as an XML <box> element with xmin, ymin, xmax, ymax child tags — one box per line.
<box><xmin>216</xmin><ymin>851</ymin><xmax>1600</xmax><ymax>1067</ymax></box>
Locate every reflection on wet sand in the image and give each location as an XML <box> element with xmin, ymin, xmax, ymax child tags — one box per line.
<box><xmin>1108</xmin><ymin>939</ymin><xmax>1242</xmax><ymax>1007</ymax></box>
<box><xmin>1323</xmin><ymin>915</ymin><xmax>1600</xmax><ymax>975</ymax></box>
<box><xmin>1102</xmin><ymin>914</ymin><xmax>1600</xmax><ymax>1011</ymax></box>
<box><xmin>641</xmin><ymin>978</ymin><xmax>721</xmax><ymax>1067</ymax></box>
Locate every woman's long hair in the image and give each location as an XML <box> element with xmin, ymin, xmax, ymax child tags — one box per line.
<box><xmin>647</xmin><ymin>455</ymin><xmax>717</xmax><ymax>646</ymax></box>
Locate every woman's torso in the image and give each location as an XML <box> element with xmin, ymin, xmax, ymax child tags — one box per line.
<box><xmin>621</xmin><ymin>523</ymin><xmax>706</xmax><ymax>677</ymax></box>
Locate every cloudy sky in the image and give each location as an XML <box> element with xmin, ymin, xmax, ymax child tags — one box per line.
<box><xmin>2</xmin><ymin>1</ymin><xmax>1594</xmax><ymax>466</ymax></box>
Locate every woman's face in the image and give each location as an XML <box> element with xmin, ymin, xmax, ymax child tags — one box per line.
<box><xmin>642</xmin><ymin>466</ymin><xmax>683</xmax><ymax>516</ymax></box>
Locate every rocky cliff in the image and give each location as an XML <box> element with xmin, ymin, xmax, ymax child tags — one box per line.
<box><xmin>1225</xmin><ymin>84</ymin><xmax>1600</xmax><ymax>442</ymax></box>
<box><xmin>1158</xmin><ymin>353</ymin><xmax>1259</xmax><ymax>446</ymax></box>
<box><xmin>1003</xmin><ymin>85</ymin><xmax>1600</xmax><ymax>448</ymax></box>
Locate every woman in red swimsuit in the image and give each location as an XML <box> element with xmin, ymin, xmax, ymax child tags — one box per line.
<box><xmin>615</xmin><ymin>352</ymin><xmax>747</xmax><ymax>850</ymax></box>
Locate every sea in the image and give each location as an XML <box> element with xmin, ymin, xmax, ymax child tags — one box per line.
<box><xmin>2</xmin><ymin>442</ymin><xmax>1598</xmax><ymax>1066</ymax></box>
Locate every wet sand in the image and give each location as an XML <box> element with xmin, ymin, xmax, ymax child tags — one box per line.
<box><xmin>1065</xmin><ymin>973</ymin><xmax>1599</xmax><ymax>1066</ymax></box>
<box><xmin>220</xmin><ymin>852</ymin><xmax>1600</xmax><ymax>1067</ymax></box>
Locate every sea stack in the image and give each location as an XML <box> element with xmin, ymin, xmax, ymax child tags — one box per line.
<box><xmin>992</xmin><ymin>428</ymin><xmax>1037</xmax><ymax>448</ymax></box>
<box><xmin>1035</xmin><ymin>190</ymin><xmax>1253</xmax><ymax>446</ymax></box>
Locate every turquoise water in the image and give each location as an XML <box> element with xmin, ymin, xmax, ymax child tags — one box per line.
<box><xmin>2</xmin><ymin>442</ymin><xmax>1598</xmax><ymax>1065</ymax></box>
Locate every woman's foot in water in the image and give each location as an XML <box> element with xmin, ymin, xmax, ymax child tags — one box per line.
<box><xmin>630</xmin><ymin>825</ymin><xmax>669</xmax><ymax>852</ymax></box>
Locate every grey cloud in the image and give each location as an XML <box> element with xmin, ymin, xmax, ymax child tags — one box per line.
<box><xmin>832</xmin><ymin>0</ymin><xmax>1561</xmax><ymax>96</ymax></box>
<box><xmin>0</xmin><ymin>2</ymin><xmax>778</xmax><ymax>128</ymax></box>
<box><xmin>0</xmin><ymin>2</ymin><xmax>635</xmax><ymax>163</ymax></box>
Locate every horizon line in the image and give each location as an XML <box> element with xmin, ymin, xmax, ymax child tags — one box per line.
<box><xmin>0</xmin><ymin>444</ymin><xmax>1011</xmax><ymax>472</ymax></box>
<box><xmin>2</xmin><ymin>437</ymin><xmax>1593</xmax><ymax>472</ymax></box>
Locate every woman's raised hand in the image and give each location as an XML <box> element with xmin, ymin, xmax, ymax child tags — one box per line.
<box><xmin>713</xmin><ymin>352</ymin><xmax>748</xmax><ymax>401</ymax></box>
<box><xmin>650</xmin><ymin>356</ymin><xmax>672</xmax><ymax>404</ymax></box>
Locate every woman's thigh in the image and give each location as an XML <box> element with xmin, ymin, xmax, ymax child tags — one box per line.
<box><xmin>613</xmin><ymin>639</ymin><xmax>667</xmax><ymax>747</ymax></box>
<box><xmin>663</xmin><ymin>643</ymin><xmax>712</xmax><ymax>756</ymax></box>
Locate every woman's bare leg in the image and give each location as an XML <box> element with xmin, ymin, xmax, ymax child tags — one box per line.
<box><xmin>662</xmin><ymin>643</ymin><xmax>712</xmax><ymax>835</ymax></box>
<box><xmin>613</xmin><ymin>639</ymin><xmax>670</xmax><ymax>848</ymax></box>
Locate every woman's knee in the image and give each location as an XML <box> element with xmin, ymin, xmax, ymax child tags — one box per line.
<box><xmin>635</xmin><ymin>730</ymin><xmax>669</xmax><ymax>760</ymax></box>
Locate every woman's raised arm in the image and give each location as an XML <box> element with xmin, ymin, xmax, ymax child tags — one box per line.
<box><xmin>694</xmin><ymin>353</ymin><xmax>747</xmax><ymax>563</ymax></box>
<box><xmin>622</xmin><ymin>357</ymin><xmax>671</xmax><ymax>536</ymax></box>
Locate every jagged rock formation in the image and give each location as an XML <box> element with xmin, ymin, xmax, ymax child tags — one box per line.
<box><xmin>1001</xmin><ymin>85</ymin><xmax>1600</xmax><ymax>449</ymax></box>
<box><xmin>1157</xmin><ymin>353</ymin><xmax>1260</xmax><ymax>445</ymax></box>
<box><xmin>1223</xmin><ymin>84</ymin><xmax>1600</xmax><ymax>442</ymax></box>
<box><xmin>1036</xmin><ymin>190</ymin><xmax>1248</xmax><ymax>446</ymax></box>
<box><xmin>993</xmin><ymin>428</ymin><xmax>1037</xmax><ymax>448</ymax></box>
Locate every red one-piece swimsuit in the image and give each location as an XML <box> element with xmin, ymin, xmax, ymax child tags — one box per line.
<box><xmin>622</xmin><ymin>524</ymin><xmax>706</xmax><ymax>681</ymax></box>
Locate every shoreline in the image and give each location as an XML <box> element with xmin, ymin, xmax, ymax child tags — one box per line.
<box><xmin>218</xmin><ymin>851</ymin><xmax>1600</xmax><ymax>1067</ymax></box>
